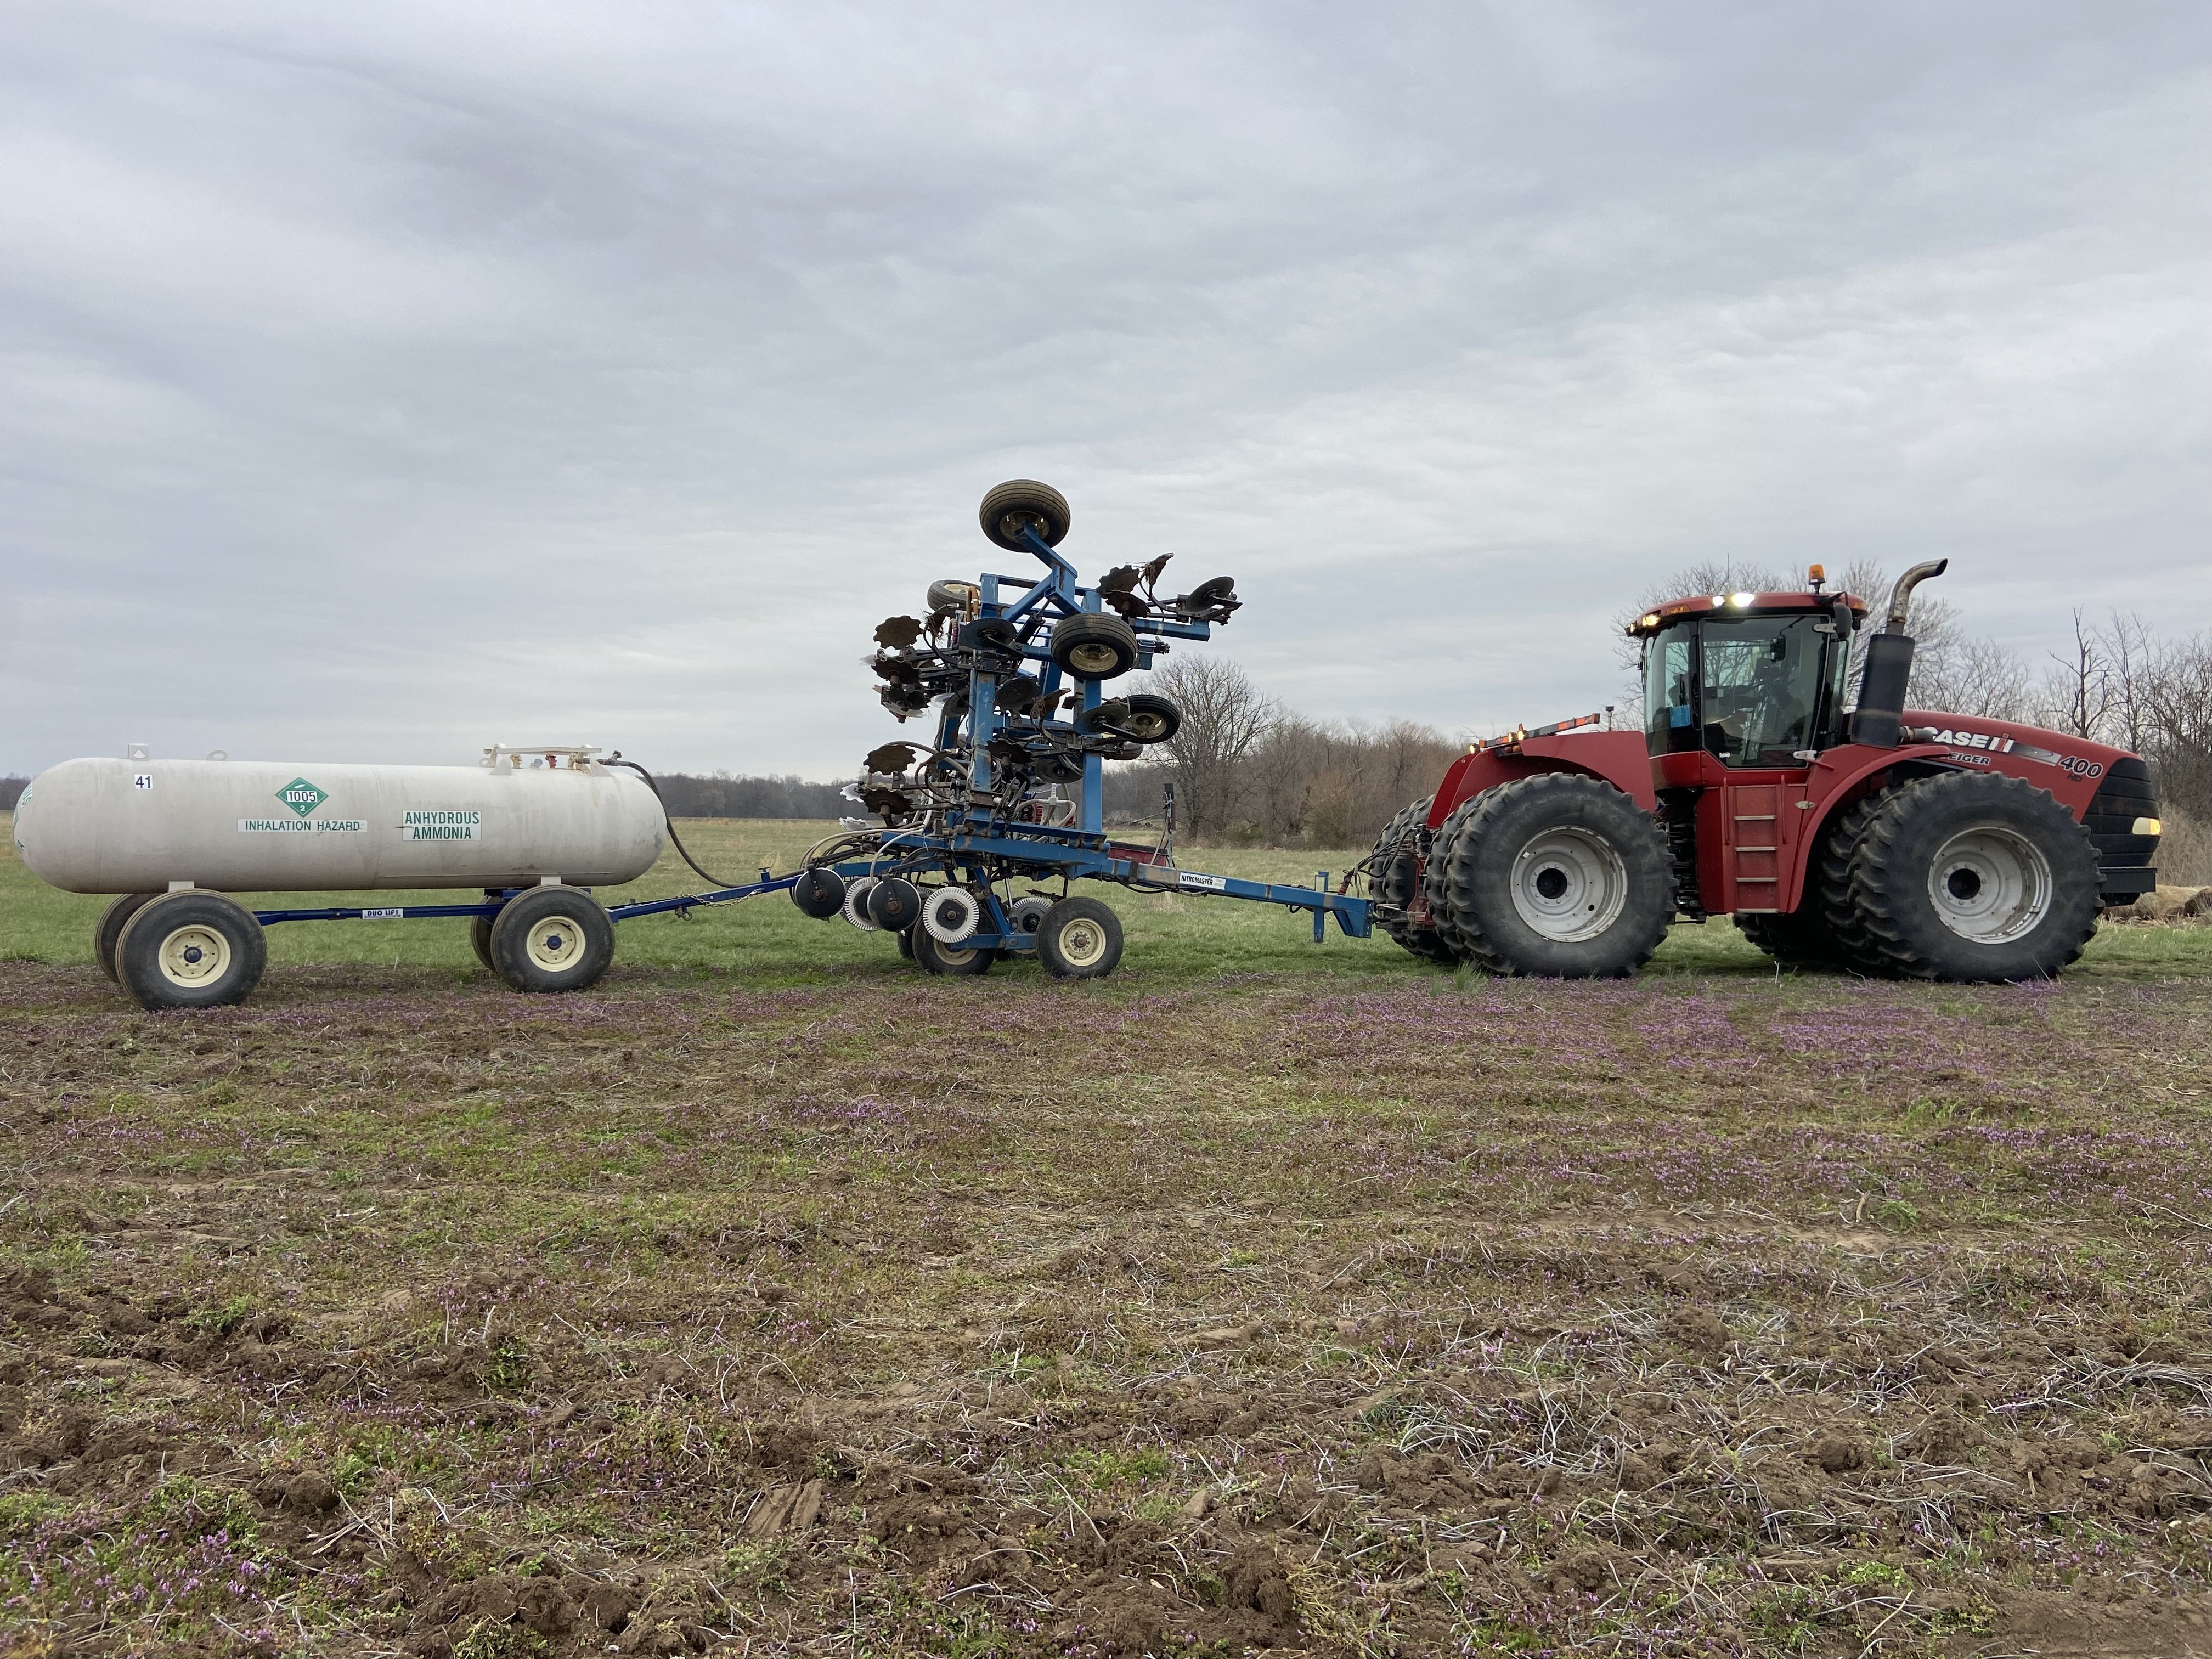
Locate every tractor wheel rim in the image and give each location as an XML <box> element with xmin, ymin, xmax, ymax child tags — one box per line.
<box><xmin>526</xmin><ymin>920</ymin><xmax>585</xmax><ymax>970</ymax></box>
<box><xmin>1509</xmin><ymin>828</ymin><xmax>1629</xmax><ymax>942</ymax></box>
<box><xmin>157</xmin><ymin>924</ymin><xmax>232</xmax><ymax>988</ymax></box>
<box><xmin>1067</xmin><ymin>642</ymin><xmax>1120</xmax><ymax>674</ymax></box>
<box><xmin>1126</xmin><ymin>713</ymin><xmax>1168</xmax><ymax>740</ymax></box>
<box><xmin>1058</xmin><ymin>918</ymin><xmax>1108</xmax><ymax>967</ymax></box>
<box><xmin>1928</xmin><ymin>827</ymin><xmax>2051</xmax><ymax>943</ymax></box>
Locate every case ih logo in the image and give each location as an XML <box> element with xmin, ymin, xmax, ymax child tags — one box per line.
<box><xmin>1928</xmin><ymin>728</ymin><xmax>2014</xmax><ymax>753</ymax></box>
<box><xmin>276</xmin><ymin>777</ymin><xmax>329</xmax><ymax>818</ymax></box>
<box><xmin>1925</xmin><ymin>729</ymin><xmax>2100</xmax><ymax>780</ymax></box>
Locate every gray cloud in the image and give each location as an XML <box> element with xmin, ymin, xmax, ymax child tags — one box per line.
<box><xmin>3</xmin><ymin>0</ymin><xmax>2205</xmax><ymax>775</ymax></box>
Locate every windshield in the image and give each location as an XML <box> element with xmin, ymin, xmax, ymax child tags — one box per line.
<box><xmin>1644</xmin><ymin>612</ymin><xmax>1845</xmax><ymax>766</ymax></box>
<box><xmin>1699</xmin><ymin>614</ymin><xmax>1833</xmax><ymax>766</ymax></box>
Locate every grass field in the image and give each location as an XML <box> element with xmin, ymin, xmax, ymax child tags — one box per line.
<box><xmin>5</xmin><ymin>815</ymin><xmax>2212</xmax><ymax>1657</ymax></box>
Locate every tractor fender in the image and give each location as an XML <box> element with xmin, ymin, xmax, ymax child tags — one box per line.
<box><xmin>1425</xmin><ymin>732</ymin><xmax>1656</xmax><ymax>831</ymax></box>
<box><xmin>1784</xmin><ymin>724</ymin><xmax>2131</xmax><ymax>910</ymax></box>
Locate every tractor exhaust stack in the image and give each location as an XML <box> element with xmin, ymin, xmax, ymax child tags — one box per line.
<box><xmin>1849</xmin><ymin>558</ymin><xmax>1948</xmax><ymax>748</ymax></box>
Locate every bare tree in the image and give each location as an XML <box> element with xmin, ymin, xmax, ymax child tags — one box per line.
<box><xmin>1150</xmin><ymin>655</ymin><xmax>1276</xmax><ymax>840</ymax></box>
<box><xmin>1914</xmin><ymin>634</ymin><xmax>2030</xmax><ymax>720</ymax></box>
<box><xmin>2034</xmin><ymin>609</ymin><xmax>2114</xmax><ymax>740</ymax></box>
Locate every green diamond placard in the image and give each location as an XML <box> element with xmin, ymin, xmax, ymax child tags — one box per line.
<box><xmin>276</xmin><ymin>777</ymin><xmax>329</xmax><ymax>818</ymax></box>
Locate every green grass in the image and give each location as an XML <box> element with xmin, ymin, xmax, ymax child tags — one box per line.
<box><xmin>7</xmin><ymin>810</ymin><xmax>2208</xmax><ymax>984</ymax></box>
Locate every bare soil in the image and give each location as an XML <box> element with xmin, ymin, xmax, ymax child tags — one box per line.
<box><xmin>4</xmin><ymin>958</ymin><xmax>2212</xmax><ymax>1656</ymax></box>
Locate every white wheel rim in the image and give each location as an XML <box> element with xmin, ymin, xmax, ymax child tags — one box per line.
<box><xmin>934</xmin><ymin>944</ymin><xmax>982</xmax><ymax>968</ymax></box>
<box><xmin>157</xmin><ymin>924</ymin><xmax>232</xmax><ymax>988</ymax></box>
<box><xmin>1056</xmin><ymin>916</ymin><xmax>1109</xmax><ymax>968</ymax></box>
<box><xmin>526</xmin><ymin>918</ymin><xmax>585</xmax><ymax>970</ymax></box>
<box><xmin>1127</xmin><ymin>712</ymin><xmax>1169</xmax><ymax>740</ymax></box>
<box><xmin>1067</xmin><ymin>641</ymin><xmax>1119</xmax><ymax>674</ymax></box>
<box><xmin>1928</xmin><ymin>827</ymin><xmax>2052</xmax><ymax>943</ymax></box>
<box><xmin>1509</xmin><ymin>828</ymin><xmax>1629</xmax><ymax>943</ymax></box>
<box><xmin>923</xmin><ymin>888</ymin><xmax>981</xmax><ymax>944</ymax></box>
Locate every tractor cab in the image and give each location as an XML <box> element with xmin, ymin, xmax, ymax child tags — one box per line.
<box><xmin>1630</xmin><ymin>582</ymin><xmax>1867</xmax><ymax>772</ymax></box>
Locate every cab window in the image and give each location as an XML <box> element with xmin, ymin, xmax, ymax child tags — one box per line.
<box><xmin>1698</xmin><ymin>614</ymin><xmax>1830</xmax><ymax>767</ymax></box>
<box><xmin>1643</xmin><ymin>625</ymin><xmax>1700</xmax><ymax>755</ymax></box>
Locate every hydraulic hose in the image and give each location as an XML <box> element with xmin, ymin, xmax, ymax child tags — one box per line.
<box><xmin>600</xmin><ymin>758</ymin><xmax>758</xmax><ymax>890</ymax></box>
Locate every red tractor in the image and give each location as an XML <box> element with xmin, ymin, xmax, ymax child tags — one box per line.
<box><xmin>1367</xmin><ymin>562</ymin><xmax>2162</xmax><ymax>980</ymax></box>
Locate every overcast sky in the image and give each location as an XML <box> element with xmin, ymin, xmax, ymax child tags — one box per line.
<box><xmin>3</xmin><ymin>1</ymin><xmax>2207</xmax><ymax>777</ymax></box>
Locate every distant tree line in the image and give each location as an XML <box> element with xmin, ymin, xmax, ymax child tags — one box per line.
<box><xmin>646</xmin><ymin>772</ymin><xmax>852</xmax><ymax>819</ymax></box>
<box><xmin>1102</xmin><ymin>655</ymin><xmax>1467</xmax><ymax>849</ymax></box>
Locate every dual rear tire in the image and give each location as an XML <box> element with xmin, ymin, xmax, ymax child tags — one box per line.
<box><xmin>1747</xmin><ymin>772</ymin><xmax>2100</xmax><ymax>981</ymax></box>
<box><xmin>1424</xmin><ymin>775</ymin><xmax>1674</xmax><ymax>978</ymax></box>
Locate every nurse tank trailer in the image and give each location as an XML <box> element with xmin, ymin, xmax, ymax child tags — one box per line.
<box><xmin>13</xmin><ymin>746</ymin><xmax>668</xmax><ymax>1010</ymax></box>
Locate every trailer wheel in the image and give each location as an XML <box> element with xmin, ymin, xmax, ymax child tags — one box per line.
<box><xmin>1036</xmin><ymin>896</ymin><xmax>1123</xmax><ymax>978</ymax></box>
<box><xmin>1844</xmin><ymin>772</ymin><xmax>2100</xmax><ymax>981</ymax></box>
<box><xmin>94</xmin><ymin>893</ymin><xmax>160</xmax><ymax>982</ymax></box>
<box><xmin>1431</xmin><ymin>774</ymin><xmax>1671</xmax><ymax>977</ymax></box>
<box><xmin>114</xmin><ymin>891</ymin><xmax>267</xmax><ymax>1011</ymax></box>
<box><xmin>896</xmin><ymin>924</ymin><xmax>916</xmax><ymax>960</ymax></box>
<box><xmin>913</xmin><ymin>927</ymin><xmax>995</xmax><ymax>976</ymax></box>
<box><xmin>979</xmin><ymin>479</ymin><xmax>1071</xmax><ymax>551</ymax></box>
<box><xmin>488</xmin><ymin>888</ymin><xmax>616</xmax><ymax>993</ymax></box>
<box><xmin>470</xmin><ymin>913</ymin><xmax>498</xmax><ymax>973</ymax></box>
<box><xmin>1050</xmin><ymin>614</ymin><xmax>1141</xmax><ymax>681</ymax></box>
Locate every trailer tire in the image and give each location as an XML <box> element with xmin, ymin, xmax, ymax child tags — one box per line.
<box><xmin>896</xmin><ymin>924</ymin><xmax>916</xmax><ymax>960</ymax></box>
<box><xmin>114</xmin><ymin>891</ymin><xmax>267</xmax><ymax>1011</ymax></box>
<box><xmin>913</xmin><ymin>927</ymin><xmax>995</xmax><ymax>976</ymax></box>
<box><xmin>94</xmin><ymin>893</ymin><xmax>160</xmax><ymax>982</ymax></box>
<box><xmin>1430</xmin><ymin>774</ymin><xmax>1672</xmax><ymax>977</ymax></box>
<box><xmin>1036</xmin><ymin>896</ymin><xmax>1123</xmax><ymax>978</ymax></box>
<box><xmin>470</xmin><ymin>913</ymin><xmax>498</xmax><ymax>973</ymax></box>
<box><xmin>979</xmin><ymin>480</ymin><xmax>1071</xmax><ymax>551</ymax></box>
<box><xmin>1079</xmin><ymin>693</ymin><xmax>1181</xmax><ymax>743</ymax></box>
<box><xmin>1050</xmin><ymin>614</ymin><xmax>1141</xmax><ymax>681</ymax></box>
<box><xmin>1843</xmin><ymin>771</ymin><xmax>2100</xmax><ymax>981</ymax></box>
<box><xmin>488</xmin><ymin>888</ymin><xmax>616</xmax><ymax>994</ymax></box>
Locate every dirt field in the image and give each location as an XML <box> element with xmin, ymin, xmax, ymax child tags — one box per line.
<box><xmin>5</xmin><ymin>821</ymin><xmax>2212</xmax><ymax>1657</ymax></box>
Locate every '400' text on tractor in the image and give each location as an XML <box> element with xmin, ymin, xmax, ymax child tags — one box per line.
<box><xmin>1365</xmin><ymin>562</ymin><xmax>2161</xmax><ymax>981</ymax></box>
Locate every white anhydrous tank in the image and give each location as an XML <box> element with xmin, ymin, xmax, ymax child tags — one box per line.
<box><xmin>14</xmin><ymin>758</ymin><xmax>667</xmax><ymax>894</ymax></box>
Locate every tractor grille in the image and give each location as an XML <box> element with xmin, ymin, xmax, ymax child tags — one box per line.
<box><xmin>2085</xmin><ymin>758</ymin><xmax>2158</xmax><ymax>901</ymax></box>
